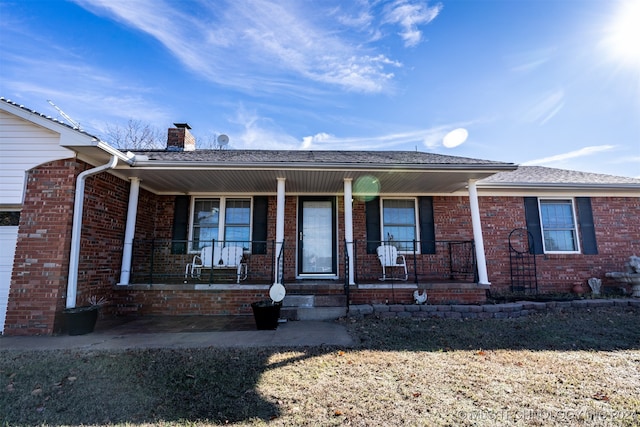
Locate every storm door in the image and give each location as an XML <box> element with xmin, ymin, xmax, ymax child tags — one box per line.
<box><xmin>297</xmin><ymin>197</ymin><xmax>337</xmax><ymax>276</ymax></box>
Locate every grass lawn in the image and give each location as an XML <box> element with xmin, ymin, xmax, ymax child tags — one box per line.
<box><xmin>1</xmin><ymin>306</ymin><xmax>639</xmax><ymax>426</ymax></box>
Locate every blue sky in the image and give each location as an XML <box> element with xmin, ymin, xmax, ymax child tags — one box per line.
<box><xmin>1</xmin><ymin>0</ymin><xmax>639</xmax><ymax>178</ymax></box>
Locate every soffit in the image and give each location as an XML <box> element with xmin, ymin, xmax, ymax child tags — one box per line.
<box><xmin>110</xmin><ymin>167</ymin><xmax>501</xmax><ymax>195</ymax></box>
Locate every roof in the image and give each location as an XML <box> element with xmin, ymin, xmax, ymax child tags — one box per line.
<box><xmin>0</xmin><ymin>97</ymin><xmax>99</xmax><ymax>139</ymax></box>
<box><xmin>480</xmin><ymin>166</ymin><xmax>640</xmax><ymax>186</ymax></box>
<box><xmin>130</xmin><ymin>148</ymin><xmax>513</xmax><ymax>168</ymax></box>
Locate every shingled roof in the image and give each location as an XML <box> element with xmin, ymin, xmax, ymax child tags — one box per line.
<box><xmin>129</xmin><ymin>148</ymin><xmax>514</xmax><ymax>167</ymax></box>
<box><xmin>480</xmin><ymin>166</ymin><xmax>640</xmax><ymax>186</ymax></box>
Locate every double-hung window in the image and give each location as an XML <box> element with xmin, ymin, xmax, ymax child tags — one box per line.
<box><xmin>538</xmin><ymin>199</ymin><xmax>579</xmax><ymax>253</ymax></box>
<box><xmin>381</xmin><ymin>198</ymin><xmax>418</xmax><ymax>252</ymax></box>
<box><xmin>191</xmin><ymin>197</ymin><xmax>251</xmax><ymax>251</ymax></box>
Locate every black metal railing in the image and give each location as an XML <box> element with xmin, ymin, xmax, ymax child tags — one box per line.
<box><xmin>128</xmin><ymin>238</ymin><xmax>477</xmax><ymax>286</ymax></box>
<box><xmin>129</xmin><ymin>239</ymin><xmax>276</xmax><ymax>285</ymax></box>
<box><xmin>349</xmin><ymin>239</ymin><xmax>477</xmax><ymax>284</ymax></box>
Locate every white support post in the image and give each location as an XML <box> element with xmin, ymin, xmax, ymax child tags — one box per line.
<box><xmin>468</xmin><ymin>179</ymin><xmax>490</xmax><ymax>285</ymax></box>
<box><xmin>343</xmin><ymin>178</ymin><xmax>355</xmax><ymax>285</ymax></box>
<box><xmin>118</xmin><ymin>177</ymin><xmax>140</xmax><ymax>285</ymax></box>
<box><xmin>274</xmin><ymin>178</ymin><xmax>286</xmax><ymax>285</ymax></box>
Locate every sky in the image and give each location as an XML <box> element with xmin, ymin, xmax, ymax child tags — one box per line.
<box><xmin>1</xmin><ymin>0</ymin><xmax>639</xmax><ymax>178</ymax></box>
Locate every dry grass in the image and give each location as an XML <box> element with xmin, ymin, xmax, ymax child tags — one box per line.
<box><xmin>1</xmin><ymin>306</ymin><xmax>639</xmax><ymax>426</ymax></box>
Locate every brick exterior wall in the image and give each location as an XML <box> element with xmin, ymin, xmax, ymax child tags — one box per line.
<box><xmin>5</xmin><ymin>159</ymin><xmax>131</xmax><ymax>335</ymax></box>
<box><xmin>478</xmin><ymin>196</ymin><xmax>640</xmax><ymax>293</ymax></box>
<box><xmin>5</xmin><ymin>161</ymin><xmax>639</xmax><ymax>335</ymax></box>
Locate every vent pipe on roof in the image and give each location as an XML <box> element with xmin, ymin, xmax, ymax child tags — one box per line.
<box><xmin>167</xmin><ymin>123</ymin><xmax>195</xmax><ymax>151</ymax></box>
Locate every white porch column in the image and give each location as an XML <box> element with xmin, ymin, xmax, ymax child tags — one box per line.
<box><xmin>118</xmin><ymin>177</ymin><xmax>140</xmax><ymax>285</ymax></box>
<box><xmin>468</xmin><ymin>179</ymin><xmax>490</xmax><ymax>285</ymax></box>
<box><xmin>343</xmin><ymin>178</ymin><xmax>355</xmax><ymax>285</ymax></box>
<box><xmin>274</xmin><ymin>178</ymin><xmax>286</xmax><ymax>285</ymax></box>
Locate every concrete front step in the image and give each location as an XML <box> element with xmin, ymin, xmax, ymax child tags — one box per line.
<box><xmin>297</xmin><ymin>306</ymin><xmax>347</xmax><ymax>321</ymax></box>
<box><xmin>281</xmin><ymin>294</ymin><xmax>348</xmax><ymax>321</ymax></box>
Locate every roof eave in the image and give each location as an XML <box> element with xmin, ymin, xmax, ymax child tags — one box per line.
<box><xmin>478</xmin><ymin>182</ymin><xmax>640</xmax><ymax>191</ymax></box>
<box><xmin>122</xmin><ymin>160</ymin><xmax>518</xmax><ymax>172</ymax></box>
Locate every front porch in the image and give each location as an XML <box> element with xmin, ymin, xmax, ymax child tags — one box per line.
<box><xmin>111</xmin><ymin>238</ymin><xmax>487</xmax><ymax>318</ymax></box>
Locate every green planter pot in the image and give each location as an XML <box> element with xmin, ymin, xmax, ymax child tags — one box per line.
<box><xmin>251</xmin><ymin>300</ymin><xmax>281</xmax><ymax>330</ymax></box>
<box><xmin>63</xmin><ymin>306</ymin><xmax>99</xmax><ymax>336</ymax></box>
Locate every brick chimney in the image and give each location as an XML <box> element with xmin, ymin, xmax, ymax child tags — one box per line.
<box><xmin>167</xmin><ymin>123</ymin><xmax>195</xmax><ymax>151</ymax></box>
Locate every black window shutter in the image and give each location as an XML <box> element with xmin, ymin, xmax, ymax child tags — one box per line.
<box><xmin>576</xmin><ymin>197</ymin><xmax>598</xmax><ymax>255</ymax></box>
<box><xmin>252</xmin><ymin>196</ymin><xmax>268</xmax><ymax>254</ymax></box>
<box><xmin>418</xmin><ymin>196</ymin><xmax>436</xmax><ymax>254</ymax></box>
<box><xmin>171</xmin><ymin>195</ymin><xmax>190</xmax><ymax>254</ymax></box>
<box><xmin>365</xmin><ymin>197</ymin><xmax>381</xmax><ymax>254</ymax></box>
<box><xmin>523</xmin><ymin>197</ymin><xmax>543</xmax><ymax>254</ymax></box>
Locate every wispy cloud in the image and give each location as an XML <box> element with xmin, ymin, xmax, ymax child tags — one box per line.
<box><xmin>382</xmin><ymin>0</ymin><xmax>442</xmax><ymax>47</ymax></box>
<box><xmin>521</xmin><ymin>145</ymin><xmax>616</xmax><ymax>166</ymax></box>
<box><xmin>1</xmin><ymin>49</ymin><xmax>170</xmax><ymax>134</ymax></box>
<box><xmin>522</xmin><ymin>89</ymin><xmax>565</xmax><ymax>125</ymax></box>
<box><xmin>299</xmin><ymin>123</ymin><xmax>464</xmax><ymax>151</ymax></box>
<box><xmin>72</xmin><ymin>0</ymin><xmax>437</xmax><ymax>94</ymax></box>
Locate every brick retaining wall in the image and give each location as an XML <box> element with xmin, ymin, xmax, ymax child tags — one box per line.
<box><xmin>349</xmin><ymin>298</ymin><xmax>640</xmax><ymax>320</ymax></box>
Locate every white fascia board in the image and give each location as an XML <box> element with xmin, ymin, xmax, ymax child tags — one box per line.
<box><xmin>0</xmin><ymin>100</ymin><xmax>98</xmax><ymax>146</ymax></box>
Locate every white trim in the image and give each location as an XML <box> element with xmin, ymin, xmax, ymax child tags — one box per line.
<box><xmin>537</xmin><ymin>198</ymin><xmax>581</xmax><ymax>254</ymax></box>
<box><xmin>187</xmin><ymin>196</ymin><xmax>253</xmax><ymax>253</ymax></box>
<box><xmin>379</xmin><ymin>197</ymin><xmax>420</xmax><ymax>253</ymax></box>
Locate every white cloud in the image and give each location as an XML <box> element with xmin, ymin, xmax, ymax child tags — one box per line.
<box><xmin>383</xmin><ymin>0</ymin><xmax>442</xmax><ymax>47</ymax></box>
<box><xmin>521</xmin><ymin>145</ymin><xmax>616</xmax><ymax>166</ymax></box>
<box><xmin>71</xmin><ymin>0</ymin><xmax>436</xmax><ymax>94</ymax></box>
<box><xmin>228</xmin><ymin>107</ymin><xmax>300</xmax><ymax>150</ymax></box>
<box><xmin>299</xmin><ymin>123</ymin><xmax>467</xmax><ymax>151</ymax></box>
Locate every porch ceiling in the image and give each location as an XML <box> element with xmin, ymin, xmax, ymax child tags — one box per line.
<box><xmin>110</xmin><ymin>167</ymin><xmax>504</xmax><ymax>195</ymax></box>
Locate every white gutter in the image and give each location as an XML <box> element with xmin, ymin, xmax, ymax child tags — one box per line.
<box><xmin>66</xmin><ymin>155</ymin><xmax>118</xmax><ymax>309</ymax></box>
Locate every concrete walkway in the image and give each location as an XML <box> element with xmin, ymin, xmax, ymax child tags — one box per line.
<box><xmin>0</xmin><ymin>320</ymin><xmax>355</xmax><ymax>351</ymax></box>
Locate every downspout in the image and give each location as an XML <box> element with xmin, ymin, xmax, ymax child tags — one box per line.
<box><xmin>66</xmin><ymin>156</ymin><xmax>118</xmax><ymax>309</ymax></box>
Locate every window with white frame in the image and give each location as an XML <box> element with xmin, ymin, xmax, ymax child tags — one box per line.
<box><xmin>191</xmin><ymin>197</ymin><xmax>251</xmax><ymax>251</ymax></box>
<box><xmin>381</xmin><ymin>198</ymin><xmax>418</xmax><ymax>252</ymax></box>
<box><xmin>539</xmin><ymin>199</ymin><xmax>579</xmax><ymax>253</ymax></box>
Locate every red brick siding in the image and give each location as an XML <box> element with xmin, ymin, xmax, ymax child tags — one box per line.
<box><xmin>5</xmin><ymin>159</ymin><xmax>131</xmax><ymax>335</ymax></box>
<box><xmin>479</xmin><ymin>196</ymin><xmax>640</xmax><ymax>293</ymax></box>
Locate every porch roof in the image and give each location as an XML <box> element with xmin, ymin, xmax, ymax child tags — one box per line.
<box><xmin>100</xmin><ymin>149</ymin><xmax>517</xmax><ymax>195</ymax></box>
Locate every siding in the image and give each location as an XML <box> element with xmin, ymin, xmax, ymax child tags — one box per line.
<box><xmin>0</xmin><ymin>111</ymin><xmax>74</xmax><ymax>205</ymax></box>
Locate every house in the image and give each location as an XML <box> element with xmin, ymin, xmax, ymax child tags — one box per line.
<box><xmin>1</xmin><ymin>97</ymin><xmax>639</xmax><ymax>336</ymax></box>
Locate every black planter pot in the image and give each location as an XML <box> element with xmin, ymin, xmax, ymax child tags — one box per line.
<box><xmin>251</xmin><ymin>300</ymin><xmax>282</xmax><ymax>330</ymax></box>
<box><xmin>63</xmin><ymin>306</ymin><xmax>99</xmax><ymax>336</ymax></box>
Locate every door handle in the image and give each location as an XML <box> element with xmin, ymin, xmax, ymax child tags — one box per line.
<box><xmin>299</xmin><ymin>232</ymin><xmax>303</xmax><ymax>241</ymax></box>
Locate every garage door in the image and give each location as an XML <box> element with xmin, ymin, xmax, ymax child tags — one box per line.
<box><xmin>0</xmin><ymin>225</ymin><xmax>18</xmax><ymax>335</ymax></box>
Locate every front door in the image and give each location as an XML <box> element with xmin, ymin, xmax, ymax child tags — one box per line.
<box><xmin>298</xmin><ymin>197</ymin><xmax>337</xmax><ymax>277</ymax></box>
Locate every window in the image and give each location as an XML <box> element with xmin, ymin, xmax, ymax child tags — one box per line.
<box><xmin>539</xmin><ymin>199</ymin><xmax>579</xmax><ymax>253</ymax></box>
<box><xmin>0</xmin><ymin>211</ymin><xmax>20</xmax><ymax>226</ymax></box>
<box><xmin>191</xmin><ymin>198</ymin><xmax>251</xmax><ymax>251</ymax></box>
<box><xmin>381</xmin><ymin>198</ymin><xmax>418</xmax><ymax>251</ymax></box>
